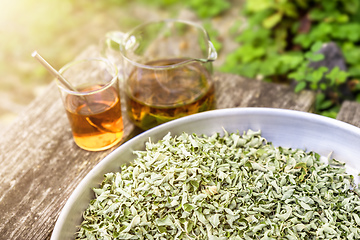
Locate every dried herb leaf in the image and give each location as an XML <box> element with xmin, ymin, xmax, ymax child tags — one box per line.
<box><xmin>77</xmin><ymin>130</ymin><xmax>360</xmax><ymax>239</ymax></box>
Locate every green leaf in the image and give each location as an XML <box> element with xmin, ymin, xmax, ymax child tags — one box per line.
<box><xmin>294</xmin><ymin>34</ymin><xmax>313</xmax><ymax>48</ymax></box>
<box><xmin>305</xmin><ymin>52</ymin><xmax>324</xmax><ymax>62</ymax></box>
<box><xmin>342</xmin><ymin>42</ymin><xmax>360</xmax><ymax>65</ymax></box>
<box><xmin>221</xmin><ymin>56</ymin><xmax>261</xmax><ymax>78</ymax></box>
<box><xmin>316</xmin><ymin>92</ymin><xmax>325</xmax><ymax>104</ymax></box>
<box><xmin>331</xmin><ymin>23</ymin><xmax>360</xmax><ymax>42</ymax></box>
<box><xmin>294</xmin><ymin>162</ymin><xmax>307</xmax><ymax>169</ymax></box>
<box><xmin>295</xmin><ymin>0</ymin><xmax>308</xmax><ymax>8</ymax></box>
<box><xmin>309</xmin><ymin>82</ymin><xmax>317</xmax><ymax>90</ymax></box>
<box><xmin>343</xmin><ymin>0</ymin><xmax>360</xmax><ymax>15</ymax></box>
<box><xmin>320</xmin><ymin>100</ymin><xmax>334</xmax><ymax>110</ymax></box>
<box><xmin>319</xmin><ymin>83</ymin><xmax>327</xmax><ymax>91</ymax></box>
<box><xmin>233</xmin><ymin>44</ymin><xmax>266</xmax><ymax>63</ymax></box>
<box><xmin>336</xmin><ymin>14</ymin><xmax>349</xmax><ymax>23</ymax></box>
<box><xmin>348</xmin><ymin>66</ymin><xmax>360</xmax><ymax>77</ymax></box>
<box><xmin>186</xmin><ymin>220</ymin><xmax>194</xmax><ymax>233</ymax></box>
<box><xmin>316</xmin><ymin>93</ymin><xmax>334</xmax><ymax>111</ymax></box>
<box><xmin>309</xmin><ymin>9</ymin><xmax>326</xmax><ymax>21</ymax></box>
<box><xmin>280</xmin><ymin>2</ymin><xmax>298</xmax><ymax>18</ymax></box>
<box><xmin>325</xmin><ymin>67</ymin><xmax>349</xmax><ymax>85</ymax></box>
<box><xmin>246</xmin><ymin>0</ymin><xmax>274</xmax><ymax>12</ymax></box>
<box><xmin>294</xmin><ymin>81</ymin><xmax>307</xmax><ymax>93</ymax></box>
<box><xmin>235</xmin><ymin>28</ymin><xmax>271</xmax><ymax>44</ymax></box>
<box><xmin>263</xmin><ymin>12</ymin><xmax>283</xmax><ymax>29</ymax></box>
<box><xmin>310</xmin><ymin>67</ymin><xmax>328</xmax><ymax>84</ymax></box>
<box><xmin>156</xmin><ymin>215</ymin><xmax>174</xmax><ymax>227</ymax></box>
<box><xmin>190</xmin><ymin>180</ymin><xmax>200</xmax><ymax>189</ymax></box>
<box><xmin>310</xmin><ymin>70</ymin><xmax>323</xmax><ymax>83</ymax></box>
<box><xmin>259</xmin><ymin>57</ymin><xmax>280</xmax><ymax>76</ymax></box>
<box><xmin>306</xmin><ymin>22</ymin><xmax>333</xmax><ymax>43</ymax></box>
<box><xmin>183</xmin><ymin>203</ymin><xmax>195</xmax><ymax>212</ymax></box>
<box><xmin>289</xmin><ymin>66</ymin><xmax>307</xmax><ymax>81</ymax></box>
<box><xmin>158</xmin><ymin>226</ymin><xmax>167</xmax><ymax>233</ymax></box>
<box><xmin>187</xmin><ymin>0</ymin><xmax>231</xmax><ymax>18</ymax></box>
<box><xmin>337</xmin><ymin>71</ymin><xmax>349</xmax><ymax>84</ymax></box>
<box><xmin>310</xmin><ymin>41</ymin><xmax>323</xmax><ymax>52</ymax></box>
<box><xmin>278</xmin><ymin>52</ymin><xmax>304</xmax><ymax>70</ymax></box>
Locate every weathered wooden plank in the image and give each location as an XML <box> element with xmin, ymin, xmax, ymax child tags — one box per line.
<box><xmin>214</xmin><ymin>72</ymin><xmax>315</xmax><ymax>111</ymax></box>
<box><xmin>0</xmin><ymin>81</ymin><xmax>135</xmax><ymax>240</ymax></box>
<box><xmin>337</xmin><ymin>100</ymin><xmax>360</xmax><ymax>128</ymax></box>
<box><xmin>0</xmin><ymin>48</ymin><xmax>316</xmax><ymax>240</ymax></box>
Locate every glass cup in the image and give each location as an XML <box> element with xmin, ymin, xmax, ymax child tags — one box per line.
<box><xmin>57</xmin><ymin>58</ymin><xmax>124</xmax><ymax>151</ymax></box>
<box><xmin>103</xmin><ymin>19</ymin><xmax>217</xmax><ymax>130</ymax></box>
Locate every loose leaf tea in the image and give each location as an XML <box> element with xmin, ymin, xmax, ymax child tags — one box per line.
<box><xmin>76</xmin><ymin>130</ymin><xmax>360</xmax><ymax>239</ymax></box>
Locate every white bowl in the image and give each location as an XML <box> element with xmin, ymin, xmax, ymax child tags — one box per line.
<box><xmin>51</xmin><ymin>108</ymin><xmax>360</xmax><ymax>239</ymax></box>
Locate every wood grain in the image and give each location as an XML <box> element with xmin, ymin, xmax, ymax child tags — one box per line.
<box><xmin>0</xmin><ymin>82</ymin><xmax>135</xmax><ymax>240</ymax></box>
<box><xmin>214</xmin><ymin>72</ymin><xmax>315</xmax><ymax>111</ymax></box>
<box><xmin>336</xmin><ymin>100</ymin><xmax>360</xmax><ymax>128</ymax></box>
<box><xmin>0</xmin><ymin>49</ymin><xmax>316</xmax><ymax>240</ymax></box>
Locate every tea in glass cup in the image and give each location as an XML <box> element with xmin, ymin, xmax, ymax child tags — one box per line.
<box><xmin>57</xmin><ymin>58</ymin><xmax>123</xmax><ymax>151</ymax></box>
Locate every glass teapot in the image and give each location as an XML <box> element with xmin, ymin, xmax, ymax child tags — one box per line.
<box><xmin>103</xmin><ymin>19</ymin><xmax>218</xmax><ymax>130</ymax></box>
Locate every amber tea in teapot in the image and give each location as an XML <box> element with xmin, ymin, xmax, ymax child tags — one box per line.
<box><xmin>125</xmin><ymin>58</ymin><xmax>215</xmax><ymax>130</ymax></box>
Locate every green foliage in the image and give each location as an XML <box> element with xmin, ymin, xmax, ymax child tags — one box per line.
<box><xmin>98</xmin><ymin>0</ymin><xmax>360</xmax><ymax>118</ymax></box>
<box><xmin>120</xmin><ymin>0</ymin><xmax>230</xmax><ymax>19</ymax></box>
<box><xmin>186</xmin><ymin>0</ymin><xmax>230</xmax><ymax>18</ymax></box>
<box><xmin>221</xmin><ymin>0</ymin><xmax>360</xmax><ymax>117</ymax></box>
<box><xmin>134</xmin><ymin>0</ymin><xmax>182</xmax><ymax>8</ymax></box>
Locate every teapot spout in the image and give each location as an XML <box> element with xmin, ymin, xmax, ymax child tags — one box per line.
<box><xmin>193</xmin><ymin>41</ymin><xmax>217</xmax><ymax>64</ymax></box>
<box><xmin>207</xmin><ymin>41</ymin><xmax>217</xmax><ymax>62</ymax></box>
